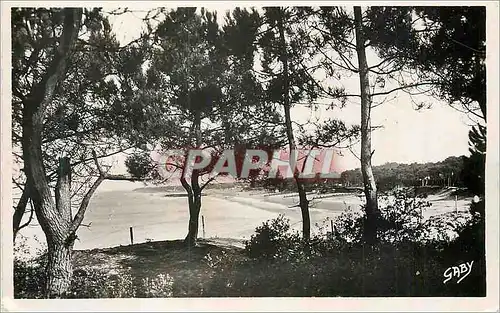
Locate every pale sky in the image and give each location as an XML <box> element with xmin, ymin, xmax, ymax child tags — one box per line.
<box><xmin>105</xmin><ymin>6</ymin><xmax>474</xmax><ymax>173</ymax></box>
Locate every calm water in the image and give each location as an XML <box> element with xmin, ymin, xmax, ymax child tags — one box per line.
<box><xmin>15</xmin><ymin>181</ymin><xmax>468</xmax><ymax>252</ymax></box>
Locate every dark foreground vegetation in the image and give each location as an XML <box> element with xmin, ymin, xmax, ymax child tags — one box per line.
<box><xmin>15</xmin><ymin>191</ymin><xmax>485</xmax><ymax>298</ymax></box>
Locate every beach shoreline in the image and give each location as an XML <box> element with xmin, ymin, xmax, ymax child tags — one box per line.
<box><xmin>15</xmin><ymin>183</ymin><xmax>471</xmax><ymax>255</ymax></box>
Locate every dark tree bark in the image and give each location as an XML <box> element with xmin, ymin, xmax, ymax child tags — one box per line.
<box><xmin>45</xmin><ymin>157</ymin><xmax>75</xmax><ymax>297</ymax></box>
<box><xmin>17</xmin><ymin>8</ymin><xmax>143</xmax><ymax>297</ymax></box>
<box><xmin>181</xmin><ymin>175</ymin><xmax>202</xmax><ymax>247</ymax></box>
<box><xmin>278</xmin><ymin>9</ymin><xmax>310</xmax><ymax>241</ymax></box>
<box><xmin>13</xmin><ymin>180</ymin><xmax>31</xmax><ymax>241</ymax></box>
<box><xmin>45</xmin><ymin>241</ymin><xmax>74</xmax><ymax>297</ymax></box>
<box><xmin>182</xmin><ymin>110</ymin><xmax>203</xmax><ymax>247</ymax></box>
<box><xmin>354</xmin><ymin>6</ymin><xmax>380</xmax><ymax>245</ymax></box>
<box><xmin>20</xmin><ymin>8</ymin><xmax>83</xmax><ymax>298</ymax></box>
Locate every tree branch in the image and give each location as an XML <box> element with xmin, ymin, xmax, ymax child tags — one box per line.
<box><xmin>316</xmin><ymin>42</ymin><xmax>358</xmax><ymax>73</ymax></box>
<box><xmin>180</xmin><ymin>177</ymin><xmax>193</xmax><ymax>197</ymax></box>
<box><xmin>348</xmin><ymin>145</ymin><xmax>361</xmax><ymax>161</ymax></box>
<box><xmin>200</xmin><ymin>176</ymin><xmax>217</xmax><ymax>192</ymax></box>
<box><xmin>13</xmin><ymin>181</ymin><xmax>31</xmax><ymax>241</ymax></box>
<box><xmin>46</xmin><ymin>146</ymin><xmax>133</xmax><ymax>181</ymax></box>
<box><xmin>70</xmin><ymin>149</ymin><xmax>143</xmax><ymax>233</ymax></box>
<box><xmin>70</xmin><ymin>150</ymin><xmax>105</xmax><ymax>233</ymax></box>
<box><xmin>17</xmin><ymin>200</ymin><xmax>35</xmax><ymax>234</ymax></box>
<box><xmin>310</xmin><ymin>24</ymin><xmax>356</xmax><ymax>49</ymax></box>
<box><xmin>370</xmin><ymin>82</ymin><xmax>438</xmax><ymax>98</ymax></box>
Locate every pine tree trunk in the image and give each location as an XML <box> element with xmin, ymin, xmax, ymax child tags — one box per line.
<box><xmin>44</xmin><ymin>157</ymin><xmax>75</xmax><ymax>298</ymax></box>
<box><xmin>45</xmin><ymin>241</ymin><xmax>74</xmax><ymax>298</ymax></box>
<box><xmin>18</xmin><ymin>8</ymin><xmax>83</xmax><ymax>298</ymax></box>
<box><xmin>182</xmin><ymin>108</ymin><xmax>204</xmax><ymax>247</ymax></box>
<box><xmin>184</xmin><ymin>192</ymin><xmax>201</xmax><ymax>247</ymax></box>
<box><xmin>354</xmin><ymin>6</ymin><xmax>379</xmax><ymax>245</ymax></box>
<box><xmin>278</xmin><ymin>8</ymin><xmax>311</xmax><ymax>241</ymax></box>
<box><xmin>297</xmin><ymin>182</ymin><xmax>311</xmax><ymax>241</ymax></box>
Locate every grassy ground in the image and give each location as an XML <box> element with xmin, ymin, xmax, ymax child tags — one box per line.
<box><xmin>69</xmin><ymin>233</ymin><xmax>485</xmax><ymax>298</ymax></box>
<box><xmin>72</xmin><ymin>238</ymin><xmax>247</xmax><ymax>297</ymax></box>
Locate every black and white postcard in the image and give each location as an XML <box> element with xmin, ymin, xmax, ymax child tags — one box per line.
<box><xmin>1</xmin><ymin>1</ymin><xmax>498</xmax><ymax>312</ymax></box>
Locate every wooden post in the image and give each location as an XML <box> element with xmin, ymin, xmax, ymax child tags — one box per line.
<box><xmin>330</xmin><ymin>219</ymin><xmax>334</xmax><ymax>239</ymax></box>
<box><xmin>455</xmin><ymin>195</ymin><xmax>458</xmax><ymax>213</ymax></box>
<box><xmin>202</xmin><ymin>215</ymin><xmax>206</xmax><ymax>239</ymax></box>
<box><xmin>129</xmin><ymin>226</ymin><xmax>134</xmax><ymax>245</ymax></box>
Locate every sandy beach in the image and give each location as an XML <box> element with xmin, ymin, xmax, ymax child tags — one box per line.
<box><xmin>15</xmin><ymin>181</ymin><xmax>471</xmax><ymax>252</ymax></box>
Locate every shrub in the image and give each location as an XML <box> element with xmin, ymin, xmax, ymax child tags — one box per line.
<box><xmin>15</xmin><ymin>260</ymin><xmax>176</xmax><ymax>298</ymax></box>
<box><xmin>14</xmin><ymin>256</ymin><xmax>46</xmax><ymax>299</ymax></box>
<box><xmin>377</xmin><ymin>188</ymin><xmax>432</xmax><ymax>243</ymax></box>
<box><xmin>125</xmin><ymin>152</ymin><xmax>159</xmax><ymax>180</ymax></box>
<box><xmin>14</xmin><ymin>235</ymin><xmax>47</xmax><ymax>299</ymax></box>
<box><xmin>328</xmin><ymin>206</ymin><xmax>365</xmax><ymax>244</ymax></box>
<box><xmin>420</xmin><ymin>211</ymin><xmax>477</xmax><ymax>244</ymax></box>
<box><xmin>328</xmin><ymin>188</ymin><xmax>433</xmax><ymax>245</ymax></box>
<box><xmin>139</xmin><ymin>273</ymin><xmax>175</xmax><ymax>298</ymax></box>
<box><xmin>67</xmin><ymin>268</ymin><xmax>136</xmax><ymax>298</ymax></box>
<box><xmin>202</xmin><ymin>250</ymin><xmax>248</xmax><ymax>297</ymax></box>
<box><xmin>244</xmin><ymin>214</ymin><xmax>303</xmax><ymax>261</ymax></box>
<box><xmin>469</xmin><ymin>197</ymin><xmax>485</xmax><ymax>216</ymax></box>
<box><xmin>69</xmin><ymin>269</ymin><xmax>175</xmax><ymax>298</ymax></box>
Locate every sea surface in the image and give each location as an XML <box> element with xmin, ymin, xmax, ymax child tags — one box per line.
<box><xmin>15</xmin><ymin>181</ymin><xmax>469</xmax><ymax>252</ymax></box>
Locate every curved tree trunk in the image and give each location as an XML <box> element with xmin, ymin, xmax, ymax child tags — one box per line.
<box><xmin>181</xmin><ymin>174</ymin><xmax>202</xmax><ymax>247</ymax></box>
<box><xmin>20</xmin><ymin>8</ymin><xmax>82</xmax><ymax>298</ymax></box>
<box><xmin>278</xmin><ymin>8</ymin><xmax>310</xmax><ymax>241</ymax></box>
<box><xmin>354</xmin><ymin>6</ymin><xmax>380</xmax><ymax>245</ymax></box>
<box><xmin>184</xmin><ymin>192</ymin><xmax>202</xmax><ymax>247</ymax></box>
<box><xmin>182</xmin><ymin>107</ymin><xmax>204</xmax><ymax>247</ymax></box>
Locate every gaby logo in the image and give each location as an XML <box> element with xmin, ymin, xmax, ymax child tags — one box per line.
<box><xmin>154</xmin><ymin>148</ymin><xmax>342</xmax><ymax>180</ymax></box>
<box><xmin>443</xmin><ymin>261</ymin><xmax>474</xmax><ymax>284</ymax></box>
